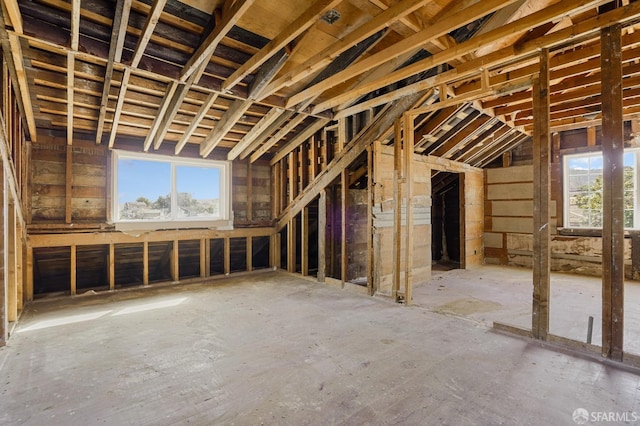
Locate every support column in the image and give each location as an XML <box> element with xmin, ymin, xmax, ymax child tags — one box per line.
<box><xmin>301</xmin><ymin>206</ymin><xmax>309</xmax><ymax>276</ymax></box>
<box><xmin>392</xmin><ymin>119</ymin><xmax>402</xmax><ymax>302</ymax></box>
<box><xmin>318</xmin><ymin>189</ymin><xmax>326</xmax><ymax>282</ymax></box>
<box><xmin>532</xmin><ymin>49</ymin><xmax>551</xmax><ymax>340</ymax></box>
<box><xmin>601</xmin><ymin>25</ymin><xmax>624</xmax><ymax>361</ymax></box>
<box><xmin>1</xmin><ymin>168</ymin><xmax>6</xmax><ymax>346</ymax></box>
<box><xmin>404</xmin><ymin>113</ymin><xmax>414</xmax><ymax>306</ymax></box>
<box><xmin>341</xmin><ymin>169</ymin><xmax>347</xmax><ymax>284</ymax></box>
<box><xmin>7</xmin><ymin>200</ymin><xmax>16</xmax><ymax>320</ymax></box>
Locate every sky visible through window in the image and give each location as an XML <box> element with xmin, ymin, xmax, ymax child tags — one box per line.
<box><xmin>118</xmin><ymin>159</ymin><xmax>220</xmax><ymax>205</ymax></box>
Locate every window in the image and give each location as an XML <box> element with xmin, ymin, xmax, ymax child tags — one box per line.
<box><xmin>112</xmin><ymin>150</ymin><xmax>232</xmax><ymax>230</ymax></box>
<box><xmin>564</xmin><ymin>150</ymin><xmax>638</xmax><ymax>229</ymax></box>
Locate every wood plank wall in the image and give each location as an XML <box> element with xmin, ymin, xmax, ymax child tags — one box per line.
<box><xmin>483</xmin><ymin>164</ymin><xmax>633</xmax><ymax>277</ymax></box>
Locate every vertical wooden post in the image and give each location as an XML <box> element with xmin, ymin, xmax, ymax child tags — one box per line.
<box><xmin>16</xmin><ymin>222</ymin><xmax>22</xmax><ymax>312</ymax></box>
<box><xmin>288</xmin><ymin>219</ymin><xmax>296</xmax><ymax>273</ymax></box>
<box><xmin>70</xmin><ymin>243</ymin><xmax>76</xmax><ymax>296</ymax></box>
<box><xmin>0</xmin><ymin>168</ymin><xmax>6</xmax><ymax>345</ymax></box>
<box><xmin>247</xmin><ymin>162</ymin><xmax>253</xmax><ymax>222</ymax></box>
<box><xmin>108</xmin><ymin>243</ymin><xmax>115</xmax><ymax>290</ymax></box>
<box><xmin>341</xmin><ymin>169</ymin><xmax>347</xmax><ymax>284</ymax></box>
<box><xmin>7</xmin><ymin>201</ymin><xmax>16</xmax><ymax>321</ymax></box>
<box><xmin>224</xmin><ymin>238</ymin><xmax>230</xmax><ymax>274</ymax></box>
<box><xmin>392</xmin><ymin>119</ymin><xmax>402</xmax><ymax>301</ymax></box>
<box><xmin>318</xmin><ymin>189</ymin><xmax>326</xmax><ymax>282</ymax></box>
<box><xmin>246</xmin><ymin>236</ymin><xmax>252</xmax><ymax>272</ymax></box>
<box><xmin>310</xmin><ymin>136</ymin><xmax>318</xmax><ymax>179</ymax></box>
<box><xmin>532</xmin><ymin>49</ymin><xmax>551</xmax><ymax>340</ymax></box>
<box><xmin>288</xmin><ymin>151</ymin><xmax>296</xmax><ymax>203</ymax></box>
<box><xmin>205</xmin><ymin>238</ymin><xmax>211</xmax><ymax>276</ymax></box>
<box><xmin>272</xmin><ymin>232</ymin><xmax>281</xmax><ymax>270</ymax></box>
<box><xmin>143</xmin><ymin>238</ymin><xmax>149</xmax><ymax>285</ymax></box>
<box><xmin>404</xmin><ymin>113</ymin><xmax>414</xmax><ymax>306</ymax></box>
<box><xmin>273</xmin><ymin>162</ymin><xmax>281</xmax><ymax>217</ymax></box>
<box><xmin>587</xmin><ymin>126</ymin><xmax>596</xmax><ymax>147</ymax></box>
<box><xmin>65</xmin><ymin>145</ymin><xmax>73</xmax><ymax>224</ymax></box>
<box><xmin>601</xmin><ymin>25</ymin><xmax>624</xmax><ymax>361</ymax></box>
<box><xmin>301</xmin><ymin>206</ymin><xmax>309</xmax><ymax>276</ymax></box>
<box><xmin>172</xmin><ymin>239</ymin><xmax>179</xmax><ymax>282</ymax></box>
<box><xmin>367</xmin><ymin>145</ymin><xmax>374</xmax><ymax>295</ymax></box>
<box><xmin>200</xmin><ymin>238</ymin><xmax>207</xmax><ymax>278</ymax></box>
<box><xmin>25</xmin><ymin>245</ymin><xmax>33</xmax><ymax>302</ymax></box>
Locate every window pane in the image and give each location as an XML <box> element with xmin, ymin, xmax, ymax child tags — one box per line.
<box><xmin>118</xmin><ymin>159</ymin><xmax>171</xmax><ymax>220</ymax></box>
<box><xmin>176</xmin><ymin>165</ymin><xmax>221</xmax><ymax>218</ymax></box>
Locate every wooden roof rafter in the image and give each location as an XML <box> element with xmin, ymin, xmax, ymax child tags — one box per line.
<box><xmin>95</xmin><ymin>0</ymin><xmax>132</xmax><ymax>145</ymax></box>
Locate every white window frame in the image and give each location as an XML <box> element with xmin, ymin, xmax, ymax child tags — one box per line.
<box><xmin>563</xmin><ymin>149</ymin><xmax>640</xmax><ymax>230</ymax></box>
<box><xmin>112</xmin><ymin>150</ymin><xmax>232</xmax><ymax>231</ymax></box>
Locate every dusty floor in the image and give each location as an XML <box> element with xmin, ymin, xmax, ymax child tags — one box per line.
<box><xmin>416</xmin><ymin>264</ymin><xmax>640</xmax><ymax>355</ymax></box>
<box><xmin>1</xmin><ymin>269</ymin><xmax>639</xmax><ymax>425</ymax></box>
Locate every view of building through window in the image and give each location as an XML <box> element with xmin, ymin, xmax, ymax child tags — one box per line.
<box><xmin>114</xmin><ymin>151</ymin><xmax>227</xmax><ymax>224</ymax></box>
<box><xmin>565</xmin><ymin>151</ymin><xmax>637</xmax><ymax>229</ymax></box>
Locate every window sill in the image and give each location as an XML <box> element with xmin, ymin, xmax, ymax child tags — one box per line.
<box><xmin>114</xmin><ymin>219</ymin><xmax>233</xmax><ymax>233</ymax></box>
<box><xmin>557</xmin><ymin>227</ymin><xmax>640</xmax><ymax>238</ymax></box>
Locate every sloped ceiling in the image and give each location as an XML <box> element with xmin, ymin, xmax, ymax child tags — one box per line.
<box><xmin>2</xmin><ymin>0</ymin><xmax>640</xmax><ymax>166</ymax></box>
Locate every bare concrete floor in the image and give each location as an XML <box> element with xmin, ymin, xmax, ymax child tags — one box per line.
<box><xmin>1</xmin><ymin>270</ymin><xmax>639</xmax><ymax>425</ymax></box>
<box><xmin>416</xmin><ymin>264</ymin><xmax>640</xmax><ymax>355</ymax></box>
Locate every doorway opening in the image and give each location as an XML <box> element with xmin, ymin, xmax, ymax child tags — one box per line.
<box><xmin>431</xmin><ymin>171</ymin><xmax>462</xmax><ymax>271</ymax></box>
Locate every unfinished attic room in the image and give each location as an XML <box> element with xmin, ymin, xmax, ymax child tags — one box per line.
<box><xmin>4</xmin><ymin>0</ymin><xmax>640</xmax><ymax>423</ymax></box>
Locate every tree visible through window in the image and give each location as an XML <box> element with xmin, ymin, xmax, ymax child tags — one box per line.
<box><xmin>113</xmin><ymin>150</ymin><xmax>230</xmax><ymax>229</ymax></box>
<box><xmin>565</xmin><ymin>151</ymin><xmax>637</xmax><ymax>229</ymax></box>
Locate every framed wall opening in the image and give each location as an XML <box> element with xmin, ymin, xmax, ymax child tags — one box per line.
<box><xmin>431</xmin><ymin>171</ymin><xmax>462</xmax><ymax>271</ymax></box>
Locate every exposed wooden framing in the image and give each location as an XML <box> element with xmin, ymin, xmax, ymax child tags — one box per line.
<box><xmin>247</xmin><ymin>162</ymin><xmax>253</xmax><ymax>222</ymax></box>
<box><xmin>318</xmin><ymin>189</ymin><xmax>326</xmax><ymax>282</ymax></box>
<box><xmin>175</xmin><ymin>92</ymin><xmax>219</xmax><ymax>154</ymax></box>
<box><xmin>7</xmin><ymin>200</ymin><xmax>16</xmax><ymax>321</ymax></box>
<box><xmin>204</xmin><ymin>238</ymin><xmax>211</xmax><ymax>277</ymax></box>
<box><xmin>224</xmin><ymin>237</ymin><xmax>230</xmax><ymax>275</ymax></box>
<box><xmin>65</xmin><ymin>145</ymin><xmax>73</xmax><ymax>223</ymax></box>
<box><xmin>108</xmin><ymin>243</ymin><xmax>115</xmax><ymax>290</ymax></box>
<box><xmin>107</xmin><ymin>67</ymin><xmax>132</xmax><ymax>148</ymax></box>
<box><xmin>601</xmin><ymin>24</ymin><xmax>624</xmax><ymax>361</ymax></box>
<box><xmin>130</xmin><ymin>0</ymin><xmax>168</xmax><ymax>67</ymax></box>
<box><xmin>143</xmin><ymin>238</ymin><xmax>149</xmax><ymax>285</ymax></box>
<box><xmin>223</xmin><ymin>0</ymin><xmax>342</xmax><ymax>91</ymax></box>
<box><xmin>366</xmin><ymin>144</ymin><xmax>373</xmax><ymax>295</ymax></box>
<box><xmin>70</xmin><ymin>243</ymin><xmax>76</xmax><ymax>295</ymax></box>
<box><xmin>341</xmin><ymin>168</ymin><xmax>347</xmax><ymax>283</ymax></box>
<box><xmin>200</xmin><ymin>99</ymin><xmax>252</xmax><ymax>157</ymax></box>
<box><xmin>301</xmin><ymin>206</ymin><xmax>309</xmax><ymax>276</ymax></box>
<box><xmin>403</xmin><ymin>113</ymin><xmax>414</xmax><ymax>305</ymax></box>
<box><xmin>325</xmin><ymin>0</ymin><xmax>632</xmax><ymax>118</ymax></box>
<box><xmin>172</xmin><ymin>239</ymin><xmax>179</xmax><ymax>282</ymax></box>
<box><xmin>287</xmin><ymin>219</ymin><xmax>296</xmax><ymax>273</ymax></box>
<box><xmin>587</xmin><ymin>126</ymin><xmax>597</xmax><ymax>146</ymax></box>
<box><xmin>181</xmin><ymin>0</ymin><xmax>255</xmax><ymax>82</ymax></box>
<box><xmin>66</xmin><ymin>52</ymin><xmax>74</xmax><ymax>145</ymax></box>
<box><xmin>261</xmin><ymin>0</ymin><xmax>430</xmax><ymax>99</ymax></box>
<box><xmin>532</xmin><ymin>49</ymin><xmax>551</xmax><ymax>341</ymax></box>
<box><xmin>142</xmin><ymin>80</ymin><xmax>178</xmax><ymax>151</ymax></box>
<box><xmin>3</xmin><ymin>33</ymin><xmax>36</xmax><ymax>141</ymax></box>
<box><xmin>95</xmin><ymin>0</ymin><xmax>132</xmax><ymax>144</ymax></box>
<box><xmin>273</xmin><ymin>162</ymin><xmax>281</xmax><ymax>217</ymax></box>
<box><xmin>288</xmin><ymin>151</ymin><xmax>297</xmax><ymax>202</ymax></box>
<box><xmin>268</xmin><ymin>118</ymin><xmax>330</xmax><ymax>165</ymax></box>
<box><xmin>250</xmin><ymin>114</ymin><xmax>307</xmax><ymax>163</ymax></box>
<box><xmin>200</xmin><ymin>238</ymin><xmax>206</xmax><ymax>277</ymax></box>
<box><xmin>24</xmin><ymin>245</ymin><xmax>33</xmax><ymax>302</ymax></box>
<box><xmin>0</xmin><ymin>167</ymin><xmax>5</xmax><ymax>345</ymax></box>
<box><xmin>228</xmin><ymin>107</ymin><xmax>282</xmax><ymax>160</ymax></box>
<box><xmin>247</xmin><ymin>48</ymin><xmax>290</xmax><ymax>100</ymax></box>
<box><xmin>246</xmin><ymin>237</ymin><xmax>252</xmax><ymax>272</ymax></box>
<box><xmin>271</xmin><ymin>233</ymin><xmax>280</xmax><ymax>269</ymax></box>
<box><xmin>287</xmin><ymin>0</ymin><xmax>521</xmax><ymax>108</ymax></box>
<box><xmin>277</xmin><ymin>92</ymin><xmax>426</xmax><ymax>230</ymax></box>
<box><xmin>239</xmin><ymin>111</ymin><xmax>296</xmax><ymax>161</ymax></box>
<box><xmin>1</xmin><ymin>0</ymin><xmax>23</xmax><ymax>34</ymax></box>
<box><xmin>392</xmin><ymin>119</ymin><xmax>402</xmax><ymax>302</ymax></box>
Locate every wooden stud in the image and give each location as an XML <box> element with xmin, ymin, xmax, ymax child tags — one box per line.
<box><xmin>70</xmin><ymin>243</ymin><xmax>76</xmax><ymax>296</ymax></box>
<box><xmin>172</xmin><ymin>239</ymin><xmax>179</xmax><ymax>282</ymax></box>
<box><xmin>404</xmin><ymin>113</ymin><xmax>414</xmax><ymax>306</ymax></box>
<box><xmin>204</xmin><ymin>238</ymin><xmax>211</xmax><ymax>277</ymax></box>
<box><xmin>247</xmin><ymin>162</ymin><xmax>253</xmax><ymax>222</ymax></box>
<box><xmin>288</xmin><ymin>219</ymin><xmax>296</xmax><ymax>273</ymax></box>
<box><xmin>302</xmin><ymin>206</ymin><xmax>309</xmax><ymax>276</ymax></box>
<box><xmin>143</xmin><ymin>238</ymin><xmax>149</xmax><ymax>285</ymax></box>
<box><xmin>108</xmin><ymin>243</ymin><xmax>115</xmax><ymax>290</ymax></box>
<box><xmin>15</xmin><ymin>221</ymin><xmax>22</xmax><ymax>312</ymax></box>
<box><xmin>67</xmin><ymin>52</ymin><xmax>74</xmax><ymax>146</ymax></box>
<box><xmin>310</xmin><ymin>135</ymin><xmax>319</xmax><ymax>180</ymax></box>
<box><xmin>273</xmin><ymin>162</ymin><xmax>281</xmax><ymax>218</ymax></box>
<box><xmin>65</xmin><ymin>145</ymin><xmax>72</xmax><ymax>224</ymax></box>
<box><xmin>288</xmin><ymin>151</ymin><xmax>296</xmax><ymax>203</ymax></box>
<box><xmin>587</xmin><ymin>126</ymin><xmax>597</xmax><ymax>146</ymax></box>
<box><xmin>25</xmin><ymin>245</ymin><xmax>33</xmax><ymax>302</ymax></box>
<box><xmin>341</xmin><ymin>168</ymin><xmax>347</xmax><ymax>284</ymax></box>
<box><xmin>224</xmin><ymin>238</ymin><xmax>230</xmax><ymax>275</ymax></box>
<box><xmin>0</xmin><ymin>168</ymin><xmax>5</xmax><ymax>345</ymax></box>
<box><xmin>7</xmin><ymin>200</ymin><xmax>16</xmax><ymax>321</ymax></box>
<box><xmin>200</xmin><ymin>238</ymin><xmax>206</xmax><ymax>278</ymax></box>
<box><xmin>392</xmin><ymin>119</ymin><xmax>402</xmax><ymax>302</ymax></box>
<box><xmin>318</xmin><ymin>189</ymin><xmax>326</xmax><ymax>282</ymax></box>
<box><xmin>246</xmin><ymin>237</ymin><xmax>252</xmax><ymax>272</ymax></box>
<box><xmin>532</xmin><ymin>49</ymin><xmax>551</xmax><ymax>341</ymax></box>
<box><xmin>601</xmin><ymin>24</ymin><xmax>624</xmax><ymax>361</ymax></box>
